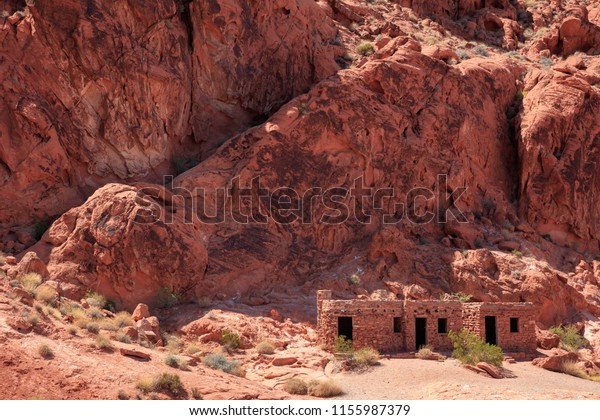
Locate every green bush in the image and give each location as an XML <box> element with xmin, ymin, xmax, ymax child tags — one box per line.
<box><xmin>85</xmin><ymin>291</ymin><xmax>107</xmax><ymax>308</ymax></box>
<box><xmin>86</xmin><ymin>322</ymin><xmax>100</xmax><ymax>334</ymax></box>
<box><xmin>202</xmin><ymin>353</ymin><xmax>244</xmax><ymax>376</ymax></box>
<box><xmin>151</xmin><ymin>373</ymin><xmax>184</xmax><ymax>395</ymax></box>
<box><xmin>473</xmin><ymin>45</ymin><xmax>489</xmax><ymax>57</ymax></box>
<box><xmin>334</xmin><ymin>335</ymin><xmax>353</xmax><ymax>353</ymax></box>
<box><xmin>549</xmin><ymin>325</ymin><xmax>588</xmax><ymax>352</ymax></box>
<box><xmin>156</xmin><ymin>288</ymin><xmax>179</xmax><ymax>309</ymax></box>
<box><xmin>221</xmin><ymin>330</ymin><xmax>241</xmax><ymax>350</ymax></box>
<box><xmin>449</xmin><ymin>329</ymin><xmax>504</xmax><ymax>367</ymax></box>
<box><xmin>356</xmin><ymin>41</ymin><xmax>375</xmax><ymax>56</ymax></box>
<box><xmin>165</xmin><ymin>355</ymin><xmax>180</xmax><ymax>368</ymax></box>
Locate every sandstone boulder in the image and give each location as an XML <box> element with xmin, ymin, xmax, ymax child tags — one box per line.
<box><xmin>118</xmin><ymin>344</ymin><xmax>151</xmax><ymax>361</ymax></box>
<box><xmin>132</xmin><ymin>304</ymin><xmax>150</xmax><ymax>322</ymax></box>
<box><xmin>536</xmin><ymin>329</ymin><xmax>561</xmax><ymax>350</ymax></box>
<box><xmin>272</xmin><ymin>357</ymin><xmax>298</xmax><ymax>367</ymax></box>
<box><xmin>32</xmin><ymin>184</ymin><xmax>208</xmax><ymax>309</ymax></box>
<box><xmin>7</xmin><ymin>252</ymin><xmax>48</xmax><ymax>280</ymax></box>
<box><xmin>532</xmin><ymin>350</ymin><xmax>578</xmax><ymax>372</ymax></box>
<box><xmin>476</xmin><ymin>362</ymin><xmax>503</xmax><ymax>379</ymax></box>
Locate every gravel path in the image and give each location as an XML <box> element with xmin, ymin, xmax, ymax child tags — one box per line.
<box><xmin>331</xmin><ymin>358</ymin><xmax>600</xmax><ymax>400</ymax></box>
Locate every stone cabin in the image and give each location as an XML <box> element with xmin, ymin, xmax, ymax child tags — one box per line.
<box><xmin>317</xmin><ymin>290</ymin><xmax>537</xmax><ymax>354</ymax></box>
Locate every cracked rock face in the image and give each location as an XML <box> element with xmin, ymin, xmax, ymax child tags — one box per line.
<box><xmin>0</xmin><ymin>0</ymin><xmax>339</xmax><ymax>243</ymax></box>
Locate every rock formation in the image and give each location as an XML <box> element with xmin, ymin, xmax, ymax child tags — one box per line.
<box><xmin>1</xmin><ymin>0</ymin><xmax>600</xmax><ymax>356</ymax></box>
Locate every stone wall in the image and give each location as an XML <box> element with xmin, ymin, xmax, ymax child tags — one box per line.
<box><xmin>463</xmin><ymin>302</ymin><xmax>537</xmax><ymax>353</ymax></box>
<box><xmin>318</xmin><ymin>295</ymin><xmax>404</xmax><ymax>353</ymax></box>
<box><xmin>317</xmin><ymin>290</ymin><xmax>538</xmax><ymax>355</ymax></box>
<box><xmin>404</xmin><ymin>300</ymin><xmax>463</xmax><ymax>351</ymax></box>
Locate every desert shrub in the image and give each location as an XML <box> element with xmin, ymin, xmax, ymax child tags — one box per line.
<box><xmin>116</xmin><ymin>332</ymin><xmax>132</xmax><ymax>344</ymax></box>
<box><xmin>309</xmin><ymin>380</ymin><xmax>343</xmax><ymax>398</ymax></box>
<box><xmin>165</xmin><ymin>355</ymin><xmax>180</xmax><ymax>368</ymax></box>
<box><xmin>416</xmin><ymin>345</ymin><xmax>445</xmax><ymax>361</ymax></box>
<box><xmin>62</xmin><ymin>304</ymin><xmax>86</xmax><ymax>320</ymax></box>
<box><xmin>164</xmin><ymin>334</ymin><xmax>182</xmax><ymax>354</ymax></box>
<box><xmin>34</xmin><ymin>284</ymin><xmax>57</xmax><ymax>305</ymax></box>
<box><xmin>221</xmin><ymin>330</ymin><xmax>241</xmax><ymax>350</ymax></box>
<box><xmin>85</xmin><ymin>291</ymin><xmax>107</xmax><ymax>308</ymax></box>
<box><xmin>38</xmin><ymin>344</ymin><xmax>54</xmax><ymax>359</ymax></box>
<box><xmin>197</xmin><ymin>296</ymin><xmax>211</xmax><ymax>308</ymax></box>
<box><xmin>0</xmin><ymin>252</ymin><xmax>4</xmax><ymax>264</ymax></box>
<box><xmin>549</xmin><ymin>325</ymin><xmax>588</xmax><ymax>352</ymax></box>
<box><xmin>27</xmin><ymin>312</ymin><xmax>39</xmax><ymax>326</ymax></box>
<box><xmin>416</xmin><ymin>346</ymin><xmax>435</xmax><ymax>359</ymax></box>
<box><xmin>98</xmin><ymin>320</ymin><xmax>119</xmax><ymax>331</ymax></box>
<box><xmin>67</xmin><ymin>326</ymin><xmax>78</xmax><ymax>336</ymax></box>
<box><xmin>473</xmin><ymin>45</ymin><xmax>489</xmax><ymax>57</ymax></box>
<box><xmin>350</xmin><ymin>347</ymin><xmax>380</xmax><ymax>368</ymax></box>
<box><xmin>74</xmin><ymin>318</ymin><xmax>90</xmax><ymax>329</ymax></box>
<box><xmin>255</xmin><ymin>341</ymin><xmax>276</xmax><ymax>355</ymax></box>
<box><xmin>511</xmin><ymin>250</ymin><xmax>523</xmax><ymax>258</ymax></box>
<box><xmin>156</xmin><ymin>288</ymin><xmax>178</xmax><ymax>309</ymax></box>
<box><xmin>348</xmin><ymin>273</ymin><xmax>361</xmax><ymax>285</ymax></box>
<box><xmin>179</xmin><ymin>359</ymin><xmax>189</xmax><ymax>371</ymax></box>
<box><xmin>449</xmin><ymin>329</ymin><xmax>504</xmax><ymax>367</ymax></box>
<box><xmin>86</xmin><ymin>322</ymin><xmax>100</xmax><ymax>334</ymax></box>
<box><xmin>203</xmin><ymin>353</ymin><xmax>243</xmax><ymax>376</ymax></box>
<box><xmin>191</xmin><ymin>387</ymin><xmax>203</xmax><ymax>400</ymax></box>
<box><xmin>86</xmin><ymin>307</ymin><xmax>104</xmax><ymax>320</ymax></box>
<box><xmin>561</xmin><ymin>361</ymin><xmax>588</xmax><ymax>379</ymax></box>
<box><xmin>456</xmin><ymin>49</ymin><xmax>470</xmax><ymax>60</ymax></box>
<box><xmin>113</xmin><ymin>311</ymin><xmax>134</xmax><ymax>328</ymax></box>
<box><xmin>185</xmin><ymin>344</ymin><xmax>202</xmax><ymax>355</ymax></box>
<box><xmin>356</xmin><ymin>41</ymin><xmax>375</xmax><ymax>56</ymax></box>
<box><xmin>135</xmin><ymin>377</ymin><xmax>154</xmax><ymax>394</ymax></box>
<box><xmin>334</xmin><ymin>335</ymin><xmax>353</xmax><ymax>353</ymax></box>
<box><xmin>539</xmin><ymin>56</ymin><xmax>553</xmax><ymax>68</ymax></box>
<box><xmin>152</xmin><ymin>373</ymin><xmax>184</xmax><ymax>395</ymax></box>
<box><xmin>137</xmin><ymin>373</ymin><xmax>184</xmax><ymax>396</ymax></box>
<box><xmin>95</xmin><ymin>334</ymin><xmax>113</xmax><ymax>350</ymax></box>
<box><xmin>283</xmin><ymin>378</ymin><xmax>308</xmax><ymax>395</ymax></box>
<box><xmin>43</xmin><ymin>305</ymin><xmax>62</xmax><ymax>320</ymax></box>
<box><xmin>19</xmin><ymin>273</ymin><xmax>42</xmax><ymax>294</ymax></box>
<box><xmin>117</xmin><ymin>390</ymin><xmax>130</xmax><ymax>400</ymax></box>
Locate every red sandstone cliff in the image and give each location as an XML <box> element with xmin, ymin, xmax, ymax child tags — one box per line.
<box><xmin>2</xmin><ymin>0</ymin><xmax>600</xmax><ymax>339</ymax></box>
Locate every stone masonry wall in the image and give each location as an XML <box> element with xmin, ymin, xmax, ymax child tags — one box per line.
<box><xmin>317</xmin><ymin>290</ymin><xmax>538</xmax><ymax>355</ymax></box>
<box><xmin>319</xmin><ymin>298</ymin><xmax>404</xmax><ymax>353</ymax></box>
<box><xmin>463</xmin><ymin>302</ymin><xmax>537</xmax><ymax>353</ymax></box>
<box><xmin>404</xmin><ymin>300</ymin><xmax>463</xmax><ymax>352</ymax></box>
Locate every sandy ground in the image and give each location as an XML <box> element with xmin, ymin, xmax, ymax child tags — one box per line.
<box><xmin>331</xmin><ymin>358</ymin><xmax>600</xmax><ymax>400</ymax></box>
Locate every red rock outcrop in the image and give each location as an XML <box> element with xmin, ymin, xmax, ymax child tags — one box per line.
<box><xmin>0</xmin><ymin>0</ymin><xmax>339</xmax><ymax>252</ymax></box>
<box><xmin>517</xmin><ymin>68</ymin><xmax>600</xmax><ymax>249</ymax></box>
<box><xmin>29</xmin><ymin>183</ymin><xmax>208</xmax><ymax>309</ymax></box>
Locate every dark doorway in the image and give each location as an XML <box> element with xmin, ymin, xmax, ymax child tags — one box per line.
<box><xmin>485</xmin><ymin>316</ymin><xmax>497</xmax><ymax>345</ymax></box>
<box><xmin>415</xmin><ymin>318</ymin><xmax>427</xmax><ymax>350</ymax></box>
<box><xmin>338</xmin><ymin>316</ymin><xmax>353</xmax><ymax>341</ymax></box>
